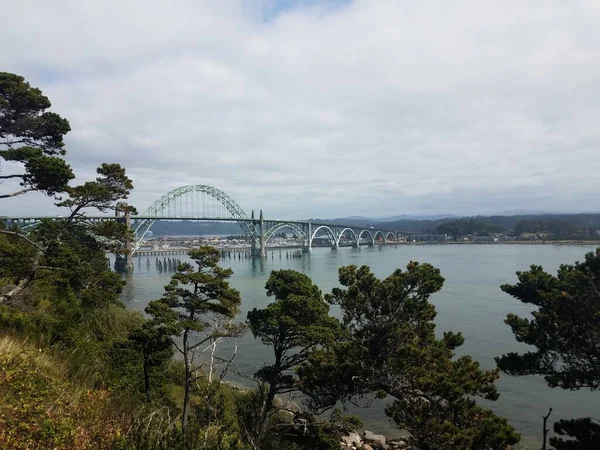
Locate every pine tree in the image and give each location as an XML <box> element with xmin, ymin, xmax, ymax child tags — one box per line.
<box><xmin>146</xmin><ymin>246</ymin><xmax>242</xmax><ymax>433</ymax></box>
<box><xmin>497</xmin><ymin>248</ymin><xmax>600</xmax><ymax>449</ymax></box>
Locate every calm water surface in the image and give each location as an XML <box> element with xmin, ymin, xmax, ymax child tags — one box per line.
<box><xmin>114</xmin><ymin>244</ymin><xmax>600</xmax><ymax>447</ymax></box>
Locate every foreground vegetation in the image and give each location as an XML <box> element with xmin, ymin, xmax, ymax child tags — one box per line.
<box><xmin>0</xmin><ymin>334</ymin><xmax>128</xmax><ymax>448</ymax></box>
<box><xmin>1</xmin><ymin>72</ymin><xmax>599</xmax><ymax>449</ymax></box>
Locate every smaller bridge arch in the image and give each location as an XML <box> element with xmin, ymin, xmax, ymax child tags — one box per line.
<box><xmin>264</xmin><ymin>222</ymin><xmax>308</xmax><ymax>245</ymax></box>
<box><xmin>336</xmin><ymin>227</ymin><xmax>359</xmax><ymax>248</ymax></box>
<box><xmin>373</xmin><ymin>230</ymin><xmax>386</xmax><ymax>243</ymax></box>
<box><xmin>386</xmin><ymin>231</ymin><xmax>396</xmax><ymax>242</ymax></box>
<box><xmin>358</xmin><ymin>229</ymin><xmax>375</xmax><ymax>246</ymax></box>
<box><xmin>310</xmin><ymin>225</ymin><xmax>336</xmax><ymax>249</ymax></box>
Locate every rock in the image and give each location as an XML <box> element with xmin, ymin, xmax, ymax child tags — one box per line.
<box><xmin>363</xmin><ymin>430</ymin><xmax>388</xmax><ymax>450</ymax></box>
<box><xmin>284</xmin><ymin>400</ymin><xmax>302</xmax><ymax>413</ymax></box>
<box><xmin>389</xmin><ymin>440</ymin><xmax>408</xmax><ymax>449</ymax></box>
<box><xmin>341</xmin><ymin>431</ymin><xmax>363</xmax><ymax>447</ymax></box>
<box><xmin>362</xmin><ymin>444</ymin><xmax>374</xmax><ymax>450</ymax></box>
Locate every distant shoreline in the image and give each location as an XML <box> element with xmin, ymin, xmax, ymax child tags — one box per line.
<box><xmin>148</xmin><ymin>237</ymin><xmax>600</xmax><ymax>248</ymax></box>
<box><xmin>391</xmin><ymin>240</ymin><xmax>600</xmax><ymax>246</ymax></box>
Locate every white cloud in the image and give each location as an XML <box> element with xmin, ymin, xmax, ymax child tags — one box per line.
<box><xmin>2</xmin><ymin>0</ymin><xmax>599</xmax><ymax>219</ymax></box>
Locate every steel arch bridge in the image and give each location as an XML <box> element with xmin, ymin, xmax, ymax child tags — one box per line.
<box><xmin>4</xmin><ymin>184</ymin><xmax>415</xmax><ymax>261</ymax></box>
<box><xmin>126</xmin><ymin>184</ymin><xmax>399</xmax><ymax>254</ymax></box>
<box><xmin>127</xmin><ymin>184</ymin><xmax>406</xmax><ymax>256</ymax></box>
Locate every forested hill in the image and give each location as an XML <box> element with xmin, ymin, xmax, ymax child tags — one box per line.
<box><xmin>375</xmin><ymin>213</ymin><xmax>600</xmax><ymax>239</ymax></box>
<box><xmin>149</xmin><ymin>214</ymin><xmax>600</xmax><ymax>238</ymax></box>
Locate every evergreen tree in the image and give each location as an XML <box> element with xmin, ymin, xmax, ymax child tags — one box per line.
<box><xmin>0</xmin><ymin>72</ymin><xmax>73</xmax><ymax>199</ymax></box>
<box><xmin>298</xmin><ymin>263</ymin><xmax>520</xmax><ymax>450</ymax></box>
<box><xmin>128</xmin><ymin>321</ymin><xmax>174</xmax><ymax>402</ymax></box>
<box><xmin>247</xmin><ymin>269</ymin><xmax>340</xmax><ymax>443</ymax></box>
<box><xmin>146</xmin><ymin>246</ymin><xmax>242</xmax><ymax>434</ymax></box>
<box><xmin>57</xmin><ymin>163</ymin><xmax>134</xmax><ymax>221</ymax></box>
<box><xmin>0</xmin><ymin>163</ymin><xmax>134</xmax><ymax>304</ymax></box>
<box><xmin>497</xmin><ymin>248</ymin><xmax>600</xmax><ymax>449</ymax></box>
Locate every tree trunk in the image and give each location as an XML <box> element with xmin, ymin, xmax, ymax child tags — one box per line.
<box><xmin>143</xmin><ymin>354</ymin><xmax>151</xmax><ymax>402</ymax></box>
<box><xmin>182</xmin><ymin>330</ymin><xmax>191</xmax><ymax>435</ymax></box>
<box><xmin>258</xmin><ymin>349</ymin><xmax>282</xmax><ymax>440</ymax></box>
<box><xmin>259</xmin><ymin>382</ymin><xmax>277</xmax><ymax>438</ymax></box>
<box><xmin>542</xmin><ymin>408</ymin><xmax>553</xmax><ymax>450</ymax></box>
<box><xmin>264</xmin><ymin>381</ymin><xmax>278</xmax><ymax>420</ymax></box>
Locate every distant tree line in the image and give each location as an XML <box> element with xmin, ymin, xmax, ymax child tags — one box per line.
<box><xmin>377</xmin><ymin>215</ymin><xmax>600</xmax><ymax>240</ymax></box>
<box><xmin>512</xmin><ymin>218</ymin><xmax>596</xmax><ymax>239</ymax></box>
<box><xmin>429</xmin><ymin>218</ymin><xmax>504</xmax><ymax>237</ymax></box>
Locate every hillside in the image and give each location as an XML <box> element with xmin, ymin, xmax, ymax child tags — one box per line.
<box><xmin>376</xmin><ymin>213</ymin><xmax>600</xmax><ymax>238</ymax></box>
<box><xmin>0</xmin><ymin>334</ymin><xmax>127</xmax><ymax>449</ymax></box>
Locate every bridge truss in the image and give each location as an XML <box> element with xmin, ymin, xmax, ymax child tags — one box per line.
<box><xmin>131</xmin><ymin>185</ymin><xmax>262</xmax><ymax>251</ymax></box>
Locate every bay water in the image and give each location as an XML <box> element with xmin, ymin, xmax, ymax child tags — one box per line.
<box><xmin>114</xmin><ymin>244</ymin><xmax>600</xmax><ymax>447</ymax></box>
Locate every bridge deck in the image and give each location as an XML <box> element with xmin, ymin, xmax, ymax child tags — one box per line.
<box><xmin>4</xmin><ymin>216</ymin><xmax>407</xmax><ymax>234</ymax></box>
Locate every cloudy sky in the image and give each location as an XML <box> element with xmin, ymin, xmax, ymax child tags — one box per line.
<box><xmin>2</xmin><ymin>0</ymin><xmax>599</xmax><ymax>219</ymax></box>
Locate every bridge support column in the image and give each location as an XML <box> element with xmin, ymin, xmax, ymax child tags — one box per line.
<box><xmin>259</xmin><ymin>209</ymin><xmax>266</xmax><ymax>258</ymax></box>
<box><xmin>303</xmin><ymin>222</ymin><xmax>312</xmax><ymax>253</ymax></box>
<box><xmin>114</xmin><ymin>254</ymin><xmax>127</xmax><ymax>272</ymax></box>
<box><xmin>332</xmin><ymin>226</ymin><xmax>342</xmax><ymax>250</ymax></box>
<box><xmin>125</xmin><ymin>208</ymin><xmax>134</xmax><ymax>270</ymax></box>
<box><xmin>352</xmin><ymin>229</ymin><xmax>360</xmax><ymax>249</ymax></box>
<box><xmin>331</xmin><ymin>233</ymin><xmax>339</xmax><ymax>250</ymax></box>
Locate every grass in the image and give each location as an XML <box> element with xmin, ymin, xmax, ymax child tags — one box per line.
<box><xmin>0</xmin><ymin>333</ymin><xmax>129</xmax><ymax>449</ymax></box>
<box><xmin>0</xmin><ymin>332</ymin><xmax>255</xmax><ymax>449</ymax></box>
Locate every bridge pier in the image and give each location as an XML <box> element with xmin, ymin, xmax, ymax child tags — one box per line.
<box><xmin>125</xmin><ymin>208</ymin><xmax>134</xmax><ymax>269</ymax></box>
<box><xmin>304</xmin><ymin>222</ymin><xmax>312</xmax><ymax>253</ymax></box>
<box><xmin>114</xmin><ymin>254</ymin><xmax>129</xmax><ymax>273</ymax></box>
<box><xmin>259</xmin><ymin>209</ymin><xmax>266</xmax><ymax>258</ymax></box>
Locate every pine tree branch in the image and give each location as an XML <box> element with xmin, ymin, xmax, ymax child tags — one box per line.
<box><xmin>1</xmin><ymin>138</ymin><xmax>30</xmax><ymax>148</ymax></box>
<box><xmin>0</xmin><ymin>187</ymin><xmax>35</xmax><ymax>198</ymax></box>
<box><xmin>189</xmin><ymin>335</ymin><xmax>216</xmax><ymax>351</ymax></box>
<box><xmin>0</xmin><ymin>174</ymin><xmax>26</xmax><ymax>180</ymax></box>
<box><xmin>38</xmin><ymin>266</ymin><xmax>65</xmax><ymax>271</ymax></box>
<box><xmin>169</xmin><ymin>336</ymin><xmax>184</xmax><ymax>356</ymax></box>
<box><xmin>0</xmin><ymin>248</ymin><xmax>43</xmax><ymax>304</ymax></box>
<box><xmin>0</xmin><ymin>229</ymin><xmax>46</xmax><ymax>252</ymax></box>
<box><xmin>219</xmin><ymin>337</ymin><xmax>239</xmax><ymax>381</ymax></box>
